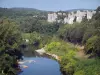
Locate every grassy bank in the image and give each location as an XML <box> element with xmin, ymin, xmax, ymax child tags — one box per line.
<box><xmin>45</xmin><ymin>40</ymin><xmax>100</xmax><ymax>75</ymax></box>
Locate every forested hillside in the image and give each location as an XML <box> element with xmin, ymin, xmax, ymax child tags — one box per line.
<box><xmin>0</xmin><ymin>7</ymin><xmax>49</xmax><ymax>32</ymax></box>
<box><xmin>57</xmin><ymin>6</ymin><xmax>100</xmax><ymax>75</ymax></box>
<box><xmin>0</xmin><ymin>7</ymin><xmax>48</xmax><ymax>17</ymax></box>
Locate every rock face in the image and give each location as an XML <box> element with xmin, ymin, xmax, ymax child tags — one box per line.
<box><xmin>47</xmin><ymin>10</ymin><xmax>96</xmax><ymax>24</ymax></box>
<box><xmin>35</xmin><ymin>48</ymin><xmax>60</xmax><ymax>61</ymax></box>
<box><xmin>48</xmin><ymin>13</ymin><xmax>58</xmax><ymax>22</ymax></box>
<box><xmin>35</xmin><ymin>48</ymin><xmax>46</xmax><ymax>55</ymax></box>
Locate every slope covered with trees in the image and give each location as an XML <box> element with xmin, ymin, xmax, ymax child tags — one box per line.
<box><xmin>57</xmin><ymin>6</ymin><xmax>100</xmax><ymax>75</ymax></box>
<box><xmin>0</xmin><ymin>18</ymin><xmax>23</xmax><ymax>75</ymax></box>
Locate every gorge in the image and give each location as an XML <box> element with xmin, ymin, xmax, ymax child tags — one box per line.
<box><xmin>0</xmin><ymin>6</ymin><xmax>100</xmax><ymax>75</ymax></box>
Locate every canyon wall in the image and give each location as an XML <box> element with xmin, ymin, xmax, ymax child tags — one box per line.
<box><xmin>47</xmin><ymin>10</ymin><xmax>96</xmax><ymax>24</ymax></box>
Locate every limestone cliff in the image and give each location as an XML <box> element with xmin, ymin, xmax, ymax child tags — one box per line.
<box><xmin>47</xmin><ymin>10</ymin><xmax>96</xmax><ymax>24</ymax></box>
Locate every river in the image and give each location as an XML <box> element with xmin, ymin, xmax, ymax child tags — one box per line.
<box><xmin>19</xmin><ymin>57</ymin><xmax>62</xmax><ymax>75</ymax></box>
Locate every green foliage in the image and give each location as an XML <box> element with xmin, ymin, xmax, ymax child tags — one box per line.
<box><xmin>0</xmin><ymin>54</ymin><xmax>17</xmax><ymax>75</ymax></box>
<box><xmin>0</xmin><ymin>18</ymin><xmax>21</xmax><ymax>50</ymax></box>
<box><xmin>0</xmin><ymin>8</ymin><xmax>48</xmax><ymax>33</ymax></box>
<box><xmin>45</xmin><ymin>39</ymin><xmax>77</xmax><ymax>56</ymax></box>
<box><xmin>85</xmin><ymin>36</ymin><xmax>100</xmax><ymax>56</ymax></box>
<box><xmin>60</xmin><ymin>51</ymin><xmax>77</xmax><ymax>75</ymax></box>
<box><xmin>31</xmin><ymin>20</ymin><xmax>59</xmax><ymax>35</ymax></box>
<box><xmin>45</xmin><ymin>42</ymin><xmax>61</xmax><ymax>51</ymax></box>
<box><xmin>74</xmin><ymin>59</ymin><xmax>100</xmax><ymax>75</ymax></box>
<box><xmin>57</xmin><ymin>7</ymin><xmax>100</xmax><ymax>45</ymax></box>
<box><xmin>58</xmin><ymin>23</ymin><xmax>85</xmax><ymax>44</ymax></box>
<box><xmin>74</xmin><ymin>70</ymin><xmax>85</xmax><ymax>75</ymax></box>
<box><xmin>0</xmin><ymin>6</ymin><xmax>100</xmax><ymax>75</ymax></box>
<box><xmin>45</xmin><ymin>39</ymin><xmax>78</xmax><ymax>75</ymax></box>
<box><xmin>0</xmin><ymin>8</ymin><xmax>47</xmax><ymax>18</ymax></box>
<box><xmin>0</xmin><ymin>18</ymin><xmax>22</xmax><ymax>75</ymax></box>
<box><xmin>22</xmin><ymin>32</ymin><xmax>53</xmax><ymax>50</ymax></box>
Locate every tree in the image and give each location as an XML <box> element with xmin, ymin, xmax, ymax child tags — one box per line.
<box><xmin>85</xmin><ymin>36</ymin><xmax>100</xmax><ymax>57</ymax></box>
<box><xmin>0</xmin><ymin>18</ymin><xmax>22</xmax><ymax>75</ymax></box>
<box><xmin>96</xmin><ymin>6</ymin><xmax>100</xmax><ymax>13</ymax></box>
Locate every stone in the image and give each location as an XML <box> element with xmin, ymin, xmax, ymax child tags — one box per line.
<box><xmin>47</xmin><ymin>10</ymin><xmax>96</xmax><ymax>24</ymax></box>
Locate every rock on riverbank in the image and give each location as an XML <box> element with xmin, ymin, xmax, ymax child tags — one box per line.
<box><xmin>35</xmin><ymin>48</ymin><xmax>60</xmax><ymax>61</ymax></box>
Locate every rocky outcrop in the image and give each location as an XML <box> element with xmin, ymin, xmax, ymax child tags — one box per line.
<box><xmin>48</xmin><ymin>13</ymin><xmax>58</xmax><ymax>22</ymax></box>
<box><xmin>35</xmin><ymin>48</ymin><xmax>60</xmax><ymax>61</ymax></box>
<box><xmin>47</xmin><ymin>10</ymin><xmax>96</xmax><ymax>24</ymax></box>
<box><xmin>35</xmin><ymin>48</ymin><xmax>46</xmax><ymax>55</ymax></box>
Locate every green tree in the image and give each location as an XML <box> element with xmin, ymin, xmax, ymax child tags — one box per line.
<box><xmin>0</xmin><ymin>18</ymin><xmax>22</xmax><ymax>75</ymax></box>
<box><xmin>85</xmin><ymin>36</ymin><xmax>100</xmax><ymax>57</ymax></box>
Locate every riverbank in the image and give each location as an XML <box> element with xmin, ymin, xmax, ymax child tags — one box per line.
<box><xmin>44</xmin><ymin>41</ymin><xmax>87</xmax><ymax>75</ymax></box>
<box><xmin>18</xmin><ymin>48</ymin><xmax>61</xmax><ymax>70</ymax></box>
<box><xmin>35</xmin><ymin>48</ymin><xmax>61</xmax><ymax>61</ymax></box>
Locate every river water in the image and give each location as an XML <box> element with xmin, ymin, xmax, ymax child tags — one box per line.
<box><xmin>19</xmin><ymin>57</ymin><xmax>62</xmax><ymax>75</ymax></box>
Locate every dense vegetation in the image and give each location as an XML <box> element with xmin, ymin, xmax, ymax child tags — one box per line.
<box><xmin>57</xmin><ymin>6</ymin><xmax>100</xmax><ymax>56</ymax></box>
<box><xmin>0</xmin><ymin>18</ymin><xmax>23</xmax><ymax>75</ymax></box>
<box><xmin>0</xmin><ymin>6</ymin><xmax>100</xmax><ymax>75</ymax></box>
<box><xmin>0</xmin><ymin>8</ymin><xmax>59</xmax><ymax>75</ymax></box>
<box><xmin>46</xmin><ymin>6</ymin><xmax>100</xmax><ymax>75</ymax></box>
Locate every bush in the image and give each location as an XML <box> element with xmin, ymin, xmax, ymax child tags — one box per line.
<box><xmin>60</xmin><ymin>51</ymin><xmax>77</xmax><ymax>75</ymax></box>
<box><xmin>74</xmin><ymin>70</ymin><xmax>85</xmax><ymax>75</ymax></box>
<box><xmin>0</xmin><ymin>18</ymin><xmax>22</xmax><ymax>75</ymax></box>
<box><xmin>85</xmin><ymin>36</ymin><xmax>100</xmax><ymax>57</ymax></box>
<box><xmin>74</xmin><ymin>59</ymin><xmax>100</xmax><ymax>75</ymax></box>
<box><xmin>45</xmin><ymin>40</ymin><xmax>77</xmax><ymax>56</ymax></box>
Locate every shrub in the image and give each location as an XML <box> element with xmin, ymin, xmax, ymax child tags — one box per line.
<box><xmin>60</xmin><ymin>51</ymin><xmax>77</xmax><ymax>75</ymax></box>
<box><xmin>85</xmin><ymin>36</ymin><xmax>100</xmax><ymax>57</ymax></box>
